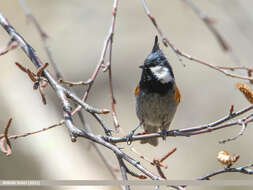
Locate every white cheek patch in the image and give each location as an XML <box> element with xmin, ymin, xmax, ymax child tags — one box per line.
<box><xmin>150</xmin><ymin>65</ymin><xmax>173</xmax><ymax>83</ymax></box>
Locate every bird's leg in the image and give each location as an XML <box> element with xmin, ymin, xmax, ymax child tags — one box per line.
<box><xmin>126</xmin><ymin>121</ymin><xmax>143</xmax><ymax>145</ymax></box>
<box><xmin>160</xmin><ymin>129</ymin><xmax>167</xmax><ymax>140</ymax></box>
<box><xmin>160</xmin><ymin>122</ymin><xmax>167</xmax><ymax>140</ymax></box>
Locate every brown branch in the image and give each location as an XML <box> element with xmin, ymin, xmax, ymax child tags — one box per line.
<box><xmin>0</xmin><ymin>118</ymin><xmax>13</xmax><ymax>156</ymax></box>
<box><xmin>59</xmin><ymin>79</ymin><xmax>91</xmax><ymax>87</ymax></box>
<box><xmin>8</xmin><ymin>121</ymin><xmax>64</xmax><ymax>140</ymax></box>
<box><xmin>0</xmin><ymin>38</ymin><xmax>18</xmax><ymax>56</ymax></box>
<box><xmin>160</xmin><ymin>147</ymin><xmax>177</xmax><ymax>162</ymax></box>
<box><xmin>107</xmin><ymin>0</ymin><xmax>120</xmax><ymax>131</ymax></box>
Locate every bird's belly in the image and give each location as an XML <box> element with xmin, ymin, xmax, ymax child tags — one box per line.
<box><xmin>136</xmin><ymin>91</ymin><xmax>177</xmax><ymax>127</ymax></box>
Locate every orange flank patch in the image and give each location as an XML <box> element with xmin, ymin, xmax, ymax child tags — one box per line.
<box><xmin>173</xmin><ymin>85</ymin><xmax>181</xmax><ymax>104</ymax></box>
<box><xmin>134</xmin><ymin>85</ymin><xmax>140</xmax><ymax>96</ymax></box>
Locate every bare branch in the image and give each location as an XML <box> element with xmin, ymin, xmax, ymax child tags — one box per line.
<box><xmin>105</xmin><ymin>104</ymin><xmax>253</xmax><ymax>143</ymax></box>
<box><xmin>59</xmin><ymin>79</ymin><xmax>91</xmax><ymax>87</ymax></box>
<box><xmin>117</xmin><ymin>156</ymin><xmax>130</xmax><ymax>190</ymax></box>
<box><xmin>0</xmin><ymin>38</ymin><xmax>18</xmax><ymax>56</ymax></box>
<box><xmin>107</xmin><ymin>0</ymin><xmax>120</xmax><ymax>131</ymax></box>
<box><xmin>8</xmin><ymin>121</ymin><xmax>64</xmax><ymax>140</ymax></box>
<box><xmin>0</xmin><ymin>12</ymin><xmax>110</xmax><ymax>142</ymax></box>
<box><xmin>141</xmin><ymin>0</ymin><xmax>253</xmax><ymax>81</ymax></box>
<box><xmin>198</xmin><ymin>163</ymin><xmax>253</xmax><ymax>180</ymax></box>
<box><xmin>18</xmin><ymin>0</ymin><xmax>62</xmax><ymax>79</ymax></box>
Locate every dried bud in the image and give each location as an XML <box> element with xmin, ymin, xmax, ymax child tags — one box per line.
<box><xmin>235</xmin><ymin>83</ymin><xmax>253</xmax><ymax>104</ymax></box>
<box><xmin>217</xmin><ymin>150</ymin><xmax>239</xmax><ymax>166</ymax></box>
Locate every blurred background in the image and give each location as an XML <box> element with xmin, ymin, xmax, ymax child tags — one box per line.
<box><xmin>0</xmin><ymin>0</ymin><xmax>253</xmax><ymax>190</ymax></box>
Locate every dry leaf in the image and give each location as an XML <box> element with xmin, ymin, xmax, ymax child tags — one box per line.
<box><xmin>217</xmin><ymin>150</ymin><xmax>239</xmax><ymax>166</ymax></box>
<box><xmin>235</xmin><ymin>83</ymin><xmax>253</xmax><ymax>104</ymax></box>
<box><xmin>0</xmin><ymin>118</ymin><xmax>13</xmax><ymax>156</ymax></box>
<box><xmin>0</xmin><ymin>138</ymin><xmax>12</xmax><ymax>156</ymax></box>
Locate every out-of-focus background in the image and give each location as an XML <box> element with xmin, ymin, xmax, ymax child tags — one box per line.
<box><xmin>0</xmin><ymin>0</ymin><xmax>253</xmax><ymax>190</ymax></box>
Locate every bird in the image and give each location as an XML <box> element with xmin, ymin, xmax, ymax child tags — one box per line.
<box><xmin>135</xmin><ymin>36</ymin><xmax>181</xmax><ymax>146</ymax></box>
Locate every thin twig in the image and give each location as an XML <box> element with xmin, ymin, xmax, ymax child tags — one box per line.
<box><xmin>141</xmin><ymin>0</ymin><xmax>253</xmax><ymax>81</ymax></box>
<box><xmin>71</xmin><ymin>1</ymin><xmax>119</xmax><ymax>118</ymax></box>
<box><xmin>0</xmin><ymin>38</ymin><xmax>18</xmax><ymax>56</ymax></box>
<box><xmin>160</xmin><ymin>147</ymin><xmax>177</xmax><ymax>163</ymax></box>
<box><xmin>0</xmin><ymin>118</ymin><xmax>13</xmax><ymax>156</ymax></box>
<box><xmin>181</xmin><ymin>0</ymin><xmax>229</xmax><ymax>51</ymax></box>
<box><xmin>106</xmin><ymin>0</ymin><xmax>120</xmax><ymax>131</ymax></box>
<box><xmin>59</xmin><ymin>79</ymin><xmax>91</xmax><ymax>87</ymax></box>
<box><xmin>198</xmin><ymin>163</ymin><xmax>253</xmax><ymax>180</ymax></box>
<box><xmin>18</xmin><ymin>0</ymin><xmax>62</xmax><ymax>79</ymax></box>
<box><xmin>0</xmin><ymin>12</ymin><xmax>108</xmax><ymax>143</ymax></box>
<box><xmin>219</xmin><ymin>118</ymin><xmax>249</xmax><ymax>144</ymax></box>
<box><xmin>117</xmin><ymin>156</ymin><xmax>130</xmax><ymax>190</ymax></box>
<box><xmin>8</xmin><ymin>121</ymin><xmax>64</xmax><ymax>140</ymax></box>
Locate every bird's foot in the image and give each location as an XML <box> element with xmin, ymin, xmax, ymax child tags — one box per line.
<box><xmin>126</xmin><ymin>122</ymin><xmax>143</xmax><ymax>145</ymax></box>
<box><xmin>160</xmin><ymin>129</ymin><xmax>167</xmax><ymax>140</ymax></box>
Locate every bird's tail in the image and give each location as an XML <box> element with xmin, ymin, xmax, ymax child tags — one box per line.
<box><xmin>140</xmin><ymin>125</ymin><xmax>158</xmax><ymax>146</ymax></box>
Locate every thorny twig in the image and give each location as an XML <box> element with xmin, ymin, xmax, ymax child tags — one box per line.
<box><xmin>141</xmin><ymin>0</ymin><xmax>253</xmax><ymax>81</ymax></box>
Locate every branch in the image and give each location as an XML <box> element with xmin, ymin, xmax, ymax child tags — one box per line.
<box><xmin>141</xmin><ymin>0</ymin><xmax>253</xmax><ymax>81</ymax></box>
<box><xmin>117</xmin><ymin>156</ymin><xmax>130</xmax><ymax>190</ymax></box>
<box><xmin>0</xmin><ymin>118</ymin><xmax>13</xmax><ymax>156</ymax></box>
<box><xmin>198</xmin><ymin>163</ymin><xmax>253</xmax><ymax>180</ymax></box>
<box><xmin>18</xmin><ymin>0</ymin><xmax>62</xmax><ymax>79</ymax></box>
<box><xmin>70</xmin><ymin>0</ymin><xmax>119</xmax><ymax>125</ymax></box>
<box><xmin>181</xmin><ymin>0</ymin><xmax>229</xmax><ymax>51</ymax></box>
<box><xmin>106</xmin><ymin>0</ymin><xmax>120</xmax><ymax>131</ymax></box>
<box><xmin>0</xmin><ymin>12</ymin><xmax>110</xmax><ymax>142</ymax></box>
<box><xmin>0</xmin><ymin>38</ymin><xmax>18</xmax><ymax>55</ymax></box>
<box><xmin>105</xmin><ymin>104</ymin><xmax>253</xmax><ymax>143</ymax></box>
<box><xmin>8</xmin><ymin>121</ymin><xmax>64</xmax><ymax>140</ymax></box>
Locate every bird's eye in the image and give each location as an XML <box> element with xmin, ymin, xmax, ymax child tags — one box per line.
<box><xmin>148</xmin><ymin>62</ymin><xmax>155</xmax><ymax>67</ymax></box>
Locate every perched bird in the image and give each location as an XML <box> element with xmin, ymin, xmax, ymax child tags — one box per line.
<box><xmin>135</xmin><ymin>36</ymin><xmax>181</xmax><ymax>146</ymax></box>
